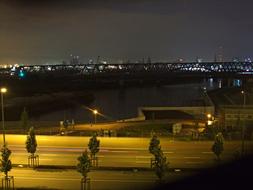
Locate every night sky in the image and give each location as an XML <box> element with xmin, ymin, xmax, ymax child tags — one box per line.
<box><xmin>0</xmin><ymin>0</ymin><xmax>253</xmax><ymax>65</ymax></box>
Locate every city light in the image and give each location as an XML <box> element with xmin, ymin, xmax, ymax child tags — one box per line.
<box><xmin>1</xmin><ymin>87</ymin><xmax>7</xmax><ymax>145</ymax></box>
<box><xmin>0</xmin><ymin>0</ymin><xmax>252</xmax><ymax>189</ymax></box>
<box><xmin>93</xmin><ymin>109</ymin><xmax>98</xmax><ymax>115</ymax></box>
<box><xmin>18</xmin><ymin>70</ymin><xmax>26</xmax><ymax>78</ymax></box>
<box><xmin>0</xmin><ymin>88</ymin><xmax>7</xmax><ymax>93</ymax></box>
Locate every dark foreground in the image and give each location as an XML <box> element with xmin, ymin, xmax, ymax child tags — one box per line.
<box><xmin>158</xmin><ymin>153</ymin><xmax>253</xmax><ymax>190</ymax></box>
<box><xmin>7</xmin><ymin>154</ymin><xmax>253</xmax><ymax>190</ymax></box>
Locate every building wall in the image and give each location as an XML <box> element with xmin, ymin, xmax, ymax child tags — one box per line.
<box><xmin>219</xmin><ymin>106</ymin><xmax>253</xmax><ymax>128</ymax></box>
<box><xmin>138</xmin><ymin>106</ymin><xmax>215</xmax><ymax>120</ymax></box>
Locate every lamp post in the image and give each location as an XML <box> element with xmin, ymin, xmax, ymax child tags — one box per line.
<box><xmin>241</xmin><ymin>90</ymin><xmax>246</xmax><ymax>156</ymax></box>
<box><xmin>1</xmin><ymin>87</ymin><xmax>7</xmax><ymax>145</ymax></box>
<box><xmin>93</xmin><ymin>109</ymin><xmax>98</xmax><ymax>124</ymax></box>
<box><xmin>206</xmin><ymin>113</ymin><xmax>214</xmax><ymax>127</ymax></box>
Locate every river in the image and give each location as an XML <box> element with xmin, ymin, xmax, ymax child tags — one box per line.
<box><xmin>36</xmin><ymin>78</ymin><xmax>226</xmax><ymax>122</ymax></box>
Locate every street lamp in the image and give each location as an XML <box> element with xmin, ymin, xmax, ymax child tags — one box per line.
<box><xmin>241</xmin><ymin>90</ymin><xmax>246</xmax><ymax>156</ymax></box>
<box><xmin>1</xmin><ymin>87</ymin><xmax>7</xmax><ymax>145</ymax></box>
<box><xmin>206</xmin><ymin>114</ymin><xmax>213</xmax><ymax>126</ymax></box>
<box><xmin>93</xmin><ymin>109</ymin><xmax>98</xmax><ymax>124</ymax></box>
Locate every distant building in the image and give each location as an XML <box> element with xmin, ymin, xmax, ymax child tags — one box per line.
<box><xmin>147</xmin><ymin>57</ymin><xmax>152</xmax><ymax>64</ymax></box>
<box><xmin>244</xmin><ymin>57</ymin><xmax>252</xmax><ymax>63</ymax></box>
<box><xmin>232</xmin><ymin>57</ymin><xmax>240</xmax><ymax>62</ymax></box>
<box><xmin>217</xmin><ymin>46</ymin><xmax>224</xmax><ymax>62</ymax></box>
<box><xmin>70</xmin><ymin>54</ymin><xmax>81</xmax><ymax>64</ymax></box>
<box><xmin>219</xmin><ymin>105</ymin><xmax>253</xmax><ymax>129</ymax></box>
<box><xmin>174</xmin><ymin>58</ymin><xmax>184</xmax><ymax>63</ymax></box>
<box><xmin>196</xmin><ymin>57</ymin><xmax>203</xmax><ymax>63</ymax></box>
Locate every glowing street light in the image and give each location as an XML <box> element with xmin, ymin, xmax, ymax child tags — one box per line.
<box><xmin>206</xmin><ymin>113</ymin><xmax>213</xmax><ymax>126</ymax></box>
<box><xmin>1</xmin><ymin>87</ymin><xmax>7</xmax><ymax>145</ymax></box>
<box><xmin>207</xmin><ymin>113</ymin><xmax>212</xmax><ymax>119</ymax></box>
<box><xmin>1</xmin><ymin>88</ymin><xmax>7</xmax><ymax>93</ymax></box>
<box><xmin>93</xmin><ymin>109</ymin><xmax>98</xmax><ymax>124</ymax></box>
<box><xmin>241</xmin><ymin>90</ymin><xmax>246</xmax><ymax>156</ymax></box>
<box><xmin>241</xmin><ymin>90</ymin><xmax>246</xmax><ymax>105</ymax></box>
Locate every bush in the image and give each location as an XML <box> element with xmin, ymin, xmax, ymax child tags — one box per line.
<box><xmin>116</xmin><ymin>123</ymin><xmax>172</xmax><ymax>137</ymax></box>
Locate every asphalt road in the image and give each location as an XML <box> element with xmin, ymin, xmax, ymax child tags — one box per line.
<box><xmin>1</xmin><ymin>135</ymin><xmax>253</xmax><ymax>169</ymax></box>
<box><xmin>9</xmin><ymin>168</ymin><xmax>196</xmax><ymax>190</ymax></box>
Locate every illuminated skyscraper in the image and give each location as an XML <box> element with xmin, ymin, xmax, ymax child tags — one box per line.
<box><xmin>217</xmin><ymin>46</ymin><xmax>224</xmax><ymax>62</ymax></box>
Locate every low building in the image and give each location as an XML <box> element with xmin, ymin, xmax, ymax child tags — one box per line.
<box><xmin>138</xmin><ymin>106</ymin><xmax>215</xmax><ymax>121</ymax></box>
<box><xmin>219</xmin><ymin>105</ymin><xmax>253</xmax><ymax>129</ymax></box>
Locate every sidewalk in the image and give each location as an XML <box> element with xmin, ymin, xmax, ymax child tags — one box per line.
<box><xmin>6</xmin><ymin>168</ymin><xmax>174</xmax><ymax>190</ymax></box>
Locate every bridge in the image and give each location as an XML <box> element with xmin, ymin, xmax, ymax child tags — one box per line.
<box><xmin>0</xmin><ymin>62</ymin><xmax>253</xmax><ymax>78</ymax></box>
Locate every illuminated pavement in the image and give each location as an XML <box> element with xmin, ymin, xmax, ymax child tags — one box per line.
<box><xmin>8</xmin><ymin>168</ymin><xmax>196</xmax><ymax>190</ymax></box>
<box><xmin>1</xmin><ymin>135</ymin><xmax>253</xmax><ymax>169</ymax></box>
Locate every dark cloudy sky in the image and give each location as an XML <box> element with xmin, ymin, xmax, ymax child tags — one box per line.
<box><xmin>0</xmin><ymin>0</ymin><xmax>253</xmax><ymax>65</ymax></box>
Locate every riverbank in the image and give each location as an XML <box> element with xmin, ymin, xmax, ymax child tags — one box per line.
<box><xmin>4</xmin><ymin>91</ymin><xmax>94</xmax><ymax>120</ymax></box>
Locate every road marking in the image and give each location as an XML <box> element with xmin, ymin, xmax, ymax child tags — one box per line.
<box><xmin>39</xmin><ymin>154</ymin><xmax>74</xmax><ymax>157</ymax></box>
<box><xmin>15</xmin><ymin>177</ymin><xmax>154</xmax><ymax>183</ymax></box>
<box><xmin>93</xmin><ymin>179</ymin><xmax>155</xmax><ymax>183</ymax></box>
<box><xmin>184</xmin><ymin>156</ymin><xmax>201</xmax><ymax>159</ymax></box>
<box><xmin>102</xmin><ymin>147</ymin><xmax>147</xmax><ymax>150</ymax></box>
<box><xmin>202</xmin><ymin>152</ymin><xmax>212</xmax><ymax>154</ymax></box>
<box><xmin>186</xmin><ymin>161</ymin><xmax>203</xmax><ymax>164</ymax></box>
<box><xmin>108</xmin><ymin>150</ymin><xmax>131</xmax><ymax>153</ymax></box>
<box><xmin>100</xmin><ymin>149</ymin><xmax>109</xmax><ymax>152</ymax></box>
<box><xmin>39</xmin><ymin>159</ymin><xmax>53</xmax><ymax>161</ymax></box>
<box><xmin>15</xmin><ymin>177</ymin><xmax>79</xmax><ymax>181</ymax></box>
<box><xmin>10</xmin><ymin>152</ymin><xmax>28</xmax><ymax>155</ymax></box>
<box><xmin>135</xmin><ymin>161</ymin><xmax>150</xmax><ymax>164</ymax></box>
<box><xmin>101</xmin><ymin>155</ymin><xmax>141</xmax><ymax>158</ymax></box>
<box><xmin>135</xmin><ymin>156</ymin><xmax>151</xmax><ymax>159</ymax></box>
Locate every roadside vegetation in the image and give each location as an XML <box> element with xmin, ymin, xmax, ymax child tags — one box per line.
<box><xmin>26</xmin><ymin>127</ymin><xmax>39</xmax><ymax>168</ymax></box>
<box><xmin>116</xmin><ymin>123</ymin><xmax>173</xmax><ymax>137</ymax></box>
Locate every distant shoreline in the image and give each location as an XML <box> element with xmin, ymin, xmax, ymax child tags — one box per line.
<box><xmin>5</xmin><ymin>91</ymin><xmax>94</xmax><ymax>121</ymax></box>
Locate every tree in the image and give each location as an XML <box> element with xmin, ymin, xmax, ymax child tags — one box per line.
<box><xmin>0</xmin><ymin>144</ymin><xmax>12</xmax><ymax>177</ymax></box>
<box><xmin>77</xmin><ymin>150</ymin><xmax>91</xmax><ymax>179</ymax></box>
<box><xmin>154</xmin><ymin>149</ymin><xmax>169</xmax><ymax>180</ymax></box>
<box><xmin>212</xmin><ymin>132</ymin><xmax>224</xmax><ymax>160</ymax></box>
<box><xmin>149</xmin><ymin>134</ymin><xmax>160</xmax><ymax>156</ymax></box>
<box><xmin>88</xmin><ymin>133</ymin><xmax>100</xmax><ymax>159</ymax></box>
<box><xmin>26</xmin><ymin>127</ymin><xmax>37</xmax><ymax>156</ymax></box>
<box><xmin>26</xmin><ymin>127</ymin><xmax>39</xmax><ymax>167</ymax></box>
<box><xmin>21</xmin><ymin>107</ymin><xmax>29</xmax><ymax>132</ymax></box>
